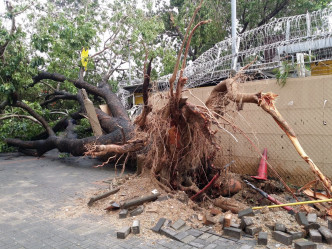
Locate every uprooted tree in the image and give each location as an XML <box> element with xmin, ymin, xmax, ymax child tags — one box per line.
<box><xmin>2</xmin><ymin>0</ymin><xmax>332</xmax><ymax>204</ymax></box>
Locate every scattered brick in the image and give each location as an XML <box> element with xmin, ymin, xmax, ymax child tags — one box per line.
<box><xmin>223</xmin><ymin>227</ymin><xmax>242</xmax><ymax>239</ymax></box>
<box><xmin>230</xmin><ymin>223</ymin><xmax>241</xmax><ymax>229</ymax></box>
<box><xmin>288</xmin><ymin>231</ymin><xmax>304</xmax><ymax>240</ymax></box>
<box><xmin>240</xmin><ymin>217</ymin><xmax>253</xmax><ymax>230</ymax></box>
<box><xmin>309</xmin><ymin>229</ymin><xmax>322</xmax><ymax>243</ymax></box>
<box><xmin>307</xmin><ymin>213</ymin><xmax>317</xmax><ymax>224</ymax></box>
<box><xmin>178</xmin><ymin>225</ymin><xmax>191</xmax><ymax>232</ymax></box>
<box><xmin>294</xmin><ymin>241</ymin><xmax>317</xmax><ymax>249</ymax></box>
<box><xmin>224</xmin><ymin>213</ymin><xmax>232</xmax><ymax>228</ymax></box>
<box><xmin>318</xmin><ymin>226</ymin><xmax>332</xmax><ymax>244</ymax></box>
<box><xmin>273</xmin><ymin>231</ymin><xmax>293</xmax><ymax>246</ymax></box>
<box><xmin>238</xmin><ymin>208</ymin><xmax>255</xmax><ymax>218</ymax></box>
<box><xmin>328</xmin><ymin>219</ymin><xmax>332</xmax><ymax>230</ymax></box>
<box><xmin>257</xmin><ymin>232</ymin><xmax>268</xmax><ymax>245</ymax></box>
<box><xmin>171</xmin><ymin>219</ymin><xmax>186</xmax><ymax>230</ymax></box>
<box><xmin>218</xmin><ymin>216</ymin><xmax>224</xmax><ymax>225</ymax></box>
<box><xmin>119</xmin><ymin>209</ymin><xmax>128</xmax><ymax>219</ymax></box>
<box><xmin>151</xmin><ymin>218</ymin><xmax>166</xmax><ymax>233</ymax></box>
<box><xmin>245</xmin><ymin>226</ymin><xmax>262</xmax><ymax>235</ymax></box>
<box><xmin>129</xmin><ymin>205</ymin><xmax>144</xmax><ymax>217</ymax></box>
<box><xmin>131</xmin><ymin>220</ymin><xmax>140</xmax><ymax>234</ymax></box>
<box><xmin>174</xmin><ymin>231</ymin><xmax>189</xmax><ymax>241</ymax></box>
<box><xmin>210</xmin><ymin>208</ymin><xmax>221</xmax><ymax>216</ymax></box>
<box><xmin>275</xmin><ymin>223</ymin><xmax>286</xmax><ymax>232</ymax></box>
<box><xmin>296</xmin><ymin>212</ymin><xmax>309</xmax><ymax>226</ymax></box>
<box><xmin>305</xmin><ymin>223</ymin><xmax>320</xmax><ymax>231</ymax></box>
<box><xmin>117</xmin><ymin>226</ymin><xmax>131</xmax><ymax>239</ymax></box>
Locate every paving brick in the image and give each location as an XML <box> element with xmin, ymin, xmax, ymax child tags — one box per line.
<box><xmin>309</xmin><ymin>229</ymin><xmax>322</xmax><ymax>243</ymax></box>
<box><xmin>117</xmin><ymin>227</ymin><xmax>131</xmax><ymax>239</ymax></box>
<box><xmin>257</xmin><ymin>232</ymin><xmax>268</xmax><ymax>245</ymax></box>
<box><xmin>238</xmin><ymin>208</ymin><xmax>255</xmax><ymax>218</ymax></box>
<box><xmin>187</xmin><ymin>229</ymin><xmax>204</xmax><ymax>237</ymax></box>
<box><xmin>181</xmin><ymin>235</ymin><xmax>196</xmax><ymax>243</ymax></box>
<box><xmin>198</xmin><ymin>232</ymin><xmax>212</xmax><ymax>240</ymax></box>
<box><xmin>171</xmin><ymin>219</ymin><xmax>186</xmax><ymax>230</ymax></box>
<box><xmin>151</xmin><ymin>218</ymin><xmax>166</xmax><ymax>233</ymax></box>
<box><xmin>131</xmin><ymin>220</ymin><xmax>140</xmax><ymax>234</ymax></box>
<box><xmin>307</xmin><ymin>213</ymin><xmax>317</xmax><ymax>224</ymax></box>
<box><xmin>318</xmin><ymin>226</ymin><xmax>332</xmax><ymax>244</ymax></box>
<box><xmin>245</xmin><ymin>226</ymin><xmax>262</xmax><ymax>235</ymax></box>
<box><xmin>206</xmin><ymin>235</ymin><xmax>220</xmax><ymax>242</ymax></box>
<box><xmin>305</xmin><ymin>223</ymin><xmax>320</xmax><ymax>231</ymax></box>
<box><xmin>204</xmin><ymin>244</ymin><xmax>218</xmax><ymax>249</ymax></box>
<box><xmin>288</xmin><ymin>231</ymin><xmax>304</xmax><ymax>240</ymax></box>
<box><xmin>240</xmin><ymin>217</ymin><xmax>253</xmax><ymax>230</ymax></box>
<box><xmin>273</xmin><ymin>231</ymin><xmax>293</xmax><ymax>246</ymax></box>
<box><xmin>160</xmin><ymin>227</ymin><xmax>178</xmax><ymax>240</ymax></box>
<box><xmin>130</xmin><ymin>205</ymin><xmax>144</xmax><ymax>217</ymax></box>
<box><xmin>188</xmin><ymin>241</ymin><xmax>205</xmax><ymax>248</ymax></box>
<box><xmin>328</xmin><ymin>219</ymin><xmax>332</xmax><ymax>230</ymax></box>
<box><xmin>274</xmin><ymin>223</ymin><xmax>286</xmax><ymax>232</ymax></box>
<box><xmin>119</xmin><ymin>209</ymin><xmax>128</xmax><ymax>219</ymax></box>
<box><xmin>294</xmin><ymin>240</ymin><xmax>317</xmax><ymax>249</ymax></box>
<box><xmin>223</xmin><ymin>227</ymin><xmax>242</xmax><ymax>239</ymax></box>
<box><xmin>174</xmin><ymin>231</ymin><xmax>189</xmax><ymax>241</ymax></box>
<box><xmin>296</xmin><ymin>212</ymin><xmax>309</xmax><ymax>226</ymax></box>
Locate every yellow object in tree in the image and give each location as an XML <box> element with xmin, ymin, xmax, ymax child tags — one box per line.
<box><xmin>81</xmin><ymin>47</ymin><xmax>89</xmax><ymax>71</ymax></box>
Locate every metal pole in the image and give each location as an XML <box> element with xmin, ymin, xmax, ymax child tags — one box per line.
<box><xmin>231</xmin><ymin>0</ymin><xmax>238</xmax><ymax>71</ymax></box>
<box><xmin>128</xmin><ymin>39</ymin><xmax>132</xmax><ymax>85</ymax></box>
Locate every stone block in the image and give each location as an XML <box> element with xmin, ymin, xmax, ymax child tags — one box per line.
<box><xmin>240</xmin><ymin>217</ymin><xmax>253</xmax><ymax>230</ymax></box>
<box><xmin>318</xmin><ymin>226</ymin><xmax>332</xmax><ymax>244</ymax></box>
<box><xmin>231</xmin><ymin>223</ymin><xmax>241</xmax><ymax>229</ymax></box>
<box><xmin>131</xmin><ymin>220</ymin><xmax>140</xmax><ymax>234</ymax></box>
<box><xmin>187</xmin><ymin>228</ymin><xmax>204</xmax><ymax>237</ymax></box>
<box><xmin>119</xmin><ymin>209</ymin><xmax>128</xmax><ymax>219</ymax></box>
<box><xmin>117</xmin><ymin>226</ymin><xmax>131</xmax><ymax>239</ymax></box>
<box><xmin>309</xmin><ymin>229</ymin><xmax>322</xmax><ymax>243</ymax></box>
<box><xmin>245</xmin><ymin>226</ymin><xmax>262</xmax><ymax>235</ymax></box>
<box><xmin>238</xmin><ymin>208</ymin><xmax>255</xmax><ymax>218</ymax></box>
<box><xmin>296</xmin><ymin>212</ymin><xmax>309</xmax><ymax>226</ymax></box>
<box><xmin>273</xmin><ymin>231</ymin><xmax>293</xmax><ymax>246</ymax></box>
<box><xmin>171</xmin><ymin>219</ymin><xmax>186</xmax><ymax>230</ymax></box>
<box><xmin>181</xmin><ymin>235</ymin><xmax>196</xmax><ymax>243</ymax></box>
<box><xmin>328</xmin><ymin>219</ymin><xmax>332</xmax><ymax>230</ymax></box>
<box><xmin>294</xmin><ymin>241</ymin><xmax>317</xmax><ymax>249</ymax></box>
<box><xmin>160</xmin><ymin>227</ymin><xmax>178</xmax><ymax>240</ymax></box>
<box><xmin>257</xmin><ymin>232</ymin><xmax>267</xmax><ymax>245</ymax></box>
<box><xmin>223</xmin><ymin>227</ymin><xmax>242</xmax><ymax>239</ymax></box>
<box><xmin>307</xmin><ymin>213</ymin><xmax>317</xmax><ymax>224</ymax></box>
<box><xmin>224</xmin><ymin>213</ymin><xmax>232</xmax><ymax>228</ymax></box>
<box><xmin>305</xmin><ymin>223</ymin><xmax>320</xmax><ymax>231</ymax></box>
<box><xmin>151</xmin><ymin>218</ymin><xmax>166</xmax><ymax>233</ymax></box>
<box><xmin>275</xmin><ymin>223</ymin><xmax>286</xmax><ymax>232</ymax></box>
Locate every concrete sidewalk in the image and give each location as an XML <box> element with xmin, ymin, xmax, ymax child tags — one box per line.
<box><xmin>0</xmin><ymin>151</ymin><xmax>250</xmax><ymax>249</ymax></box>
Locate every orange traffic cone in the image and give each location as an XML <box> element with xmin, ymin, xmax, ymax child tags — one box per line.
<box><xmin>251</xmin><ymin>148</ymin><xmax>268</xmax><ymax>180</ymax></box>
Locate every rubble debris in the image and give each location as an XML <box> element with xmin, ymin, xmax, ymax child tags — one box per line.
<box><xmin>294</xmin><ymin>241</ymin><xmax>317</xmax><ymax>249</ymax></box>
<box><xmin>117</xmin><ymin>226</ymin><xmax>131</xmax><ymax>239</ymax></box>
<box><xmin>309</xmin><ymin>229</ymin><xmax>322</xmax><ymax>243</ymax></box>
<box><xmin>202</xmin><ymin>215</ymin><xmax>216</xmax><ymax>226</ymax></box>
<box><xmin>238</xmin><ymin>208</ymin><xmax>255</xmax><ymax>218</ymax></box>
<box><xmin>273</xmin><ymin>231</ymin><xmax>293</xmax><ymax>245</ymax></box>
<box><xmin>171</xmin><ymin>219</ymin><xmax>186</xmax><ymax>230</ymax></box>
<box><xmin>129</xmin><ymin>205</ymin><xmax>144</xmax><ymax>217</ymax></box>
<box><xmin>318</xmin><ymin>226</ymin><xmax>332</xmax><ymax>244</ymax></box>
<box><xmin>296</xmin><ymin>212</ymin><xmax>309</xmax><ymax>226</ymax></box>
<box><xmin>220</xmin><ymin>178</ymin><xmax>242</xmax><ymax>196</ymax></box>
<box><xmin>209</xmin><ymin>208</ymin><xmax>221</xmax><ymax>216</ymax></box>
<box><xmin>119</xmin><ymin>209</ymin><xmax>128</xmax><ymax>219</ymax></box>
<box><xmin>131</xmin><ymin>220</ymin><xmax>140</xmax><ymax>234</ymax></box>
<box><xmin>87</xmin><ymin>187</ymin><xmax>120</xmax><ymax>206</ymax></box>
<box><xmin>121</xmin><ymin>193</ymin><xmax>160</xmax><ymax>209</ymax></box>
<box><xmin>223</xmin><ymin>227</ymin><xmax>242</xmax><ymax>239</ymax></box>
<box><xmin>258</xmin><ymin>232</ymin><xmax>268</xmax><ymax>245</ymax></box>
<box><xmin>288</xmin><ymin>231</ymin><xmax>304</xmax><ymax>240</ymax></box>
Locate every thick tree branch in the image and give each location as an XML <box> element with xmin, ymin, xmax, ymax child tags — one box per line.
<box><xmin>14</xmin><ymin>101</ymin><xmax>55</xmax><ymax>136</ymax></box>
<box><xmin>257</xmin><ymin>0</ymin><xmax>290</xmax><ymax>27</ymax></box>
